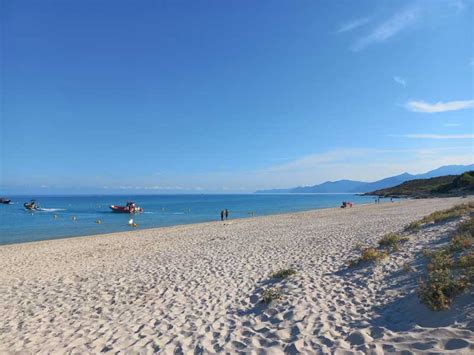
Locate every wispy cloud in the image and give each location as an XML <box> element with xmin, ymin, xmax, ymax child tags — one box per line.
<box><xmin>335</xmin><ymin>17</ymin><xmax>371</xmax><ymax>34</ymax></box>
<box><xmin>4</xmin><ymin>147</ymin><xmax>473</xmax><ymax>193</ymax></box>
<box><xmin>444</xmin><ymin>123</ymin><xmax>461</xmax><ymax>127</ymax></box>
<box><xmin>393</xmin><ymin>76</ymin><xmax>407</xmax><ymax>87</ymax></box>
<box><xmin>352</xmin><ymin>6</ymin><xmax>419</xmax><ymax>51</ymax></box>
<box><xmin>247</xmin><ymin>147</ymin><xmax>474</xmax><ymax>188</ymax></box>
<box><xmin>406</xmin><ymin>99</ymin><xmax>474</xmax><ymax>113</ymax></box>
<box><xmin>400</xmin><ymin>134</ymin><xmax>474</xmax><ymax>139</ymax></box>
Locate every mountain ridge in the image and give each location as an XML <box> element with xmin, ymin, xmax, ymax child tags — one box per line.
<box><xmin>254</xmin><ymin>164</ymin><xmax>474</xmax><ymax>194</ymax></box>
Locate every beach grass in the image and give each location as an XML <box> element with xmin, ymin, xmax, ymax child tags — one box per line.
<box><xmin>404</xmin><ymin>221</ymin><xmax>421</xmax><ymax>232</ymax></box>
<box><xmin>261</xmin><ymin>287</ymin><xmax>282</xmax><ymax>304</ymax></box>
<box><xmin>378</xmin><ymin>233</ymin><xmax>409</xmax><ymax>252</ymax></box>
<box><xmin>418</xmin><ymin>214</ymin><xmax>474</xmax><ymax>310</ymax></box>
<box><xmin>420</xmin><ymin>203</ymin><xmax>474</xmax><ymax>225</ymax></box>
<box><xmin>404</xmin><ymin>202</ymin><xmax>473</xmax><ymax>233</ymax></box>
<box><xmin>417</xmin><ymin>269</ymin><xmax>469</xmax><ymax>311</ymax></box>
<box><xmin>350</xmin><ymin>247</ymin><xmax>388</xmax><ymax>267</ymax></box>
<box><xmin>271</xmin><ymin>268</ymin><xmax>296</xmax><ymax>279</ymax></box>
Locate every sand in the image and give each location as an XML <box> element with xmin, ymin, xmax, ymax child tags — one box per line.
<box><xmin>1</xmin><ymin>197</ymin><xmax>473</xmax><ymax>353</ymax></box>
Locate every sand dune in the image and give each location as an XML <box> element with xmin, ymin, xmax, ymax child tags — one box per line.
<box><xmin>1</xmin><ymin>197</ymin><xmax>473</xmax><ymax>353</ymax></box>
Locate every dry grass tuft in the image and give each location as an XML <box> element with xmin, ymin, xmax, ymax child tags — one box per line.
<box><xmin>350</xmin><ymin>247</ymin><xmax>388</xmax><ymax>267</ymax></box>
<box><xmin>420</xmin><ymin>203</ymin><xmax>474</xmax><ymax>225</ymax></box>
<box><xmin>378</xmin><ymin>233</ymin><xmax>409</xmax><ymax>252</ymax></box>
<box><xmin>417</xmin><ymin>269</ymin><xmax>468</xmax><ymax>311</ymax></box>
<box><xmin>261</xmin><ymin>287</ymin><xmax>282</xmax><ymax>304</ymax></box>
<box><xmin>271</xmin><ymin>268</ymin><xmax>296</xmax><ymax>279</ymax></box>
<box><xmin>404</xmin><ymin>221</ymin><xmax>421</xmax><ymax>232</ymax></box>
<box><xmin>405</xmin><ymin>203</ymin><xmax>473</xmax><ymax>235</ymax></box>
<box><xmin>458</xmin><ymin>252</ymin><xmax>474</xmax><ymax>269</ymax></box>
<box><xmin>418</xmin><ymin>214</ymin><xmax>474</xmax><ymax>311</ymax></box>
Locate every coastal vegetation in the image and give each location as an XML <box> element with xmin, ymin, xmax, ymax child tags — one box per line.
<box><xmin>377</xmin><ymin>233</ymin><xmax>409</xmax><ymax>252</ymax></box>
<box><xmin>349</xmin><ymin>247</ymin><xmax>388</xmax><ymax>266</ymax></box>
<box><xmin>417</xmin><ymin>210</ymin><xmax>474</xmax><ymax>311</ymax></box>
<box><xmin>404</xmin><ymin>202</ymin><xmax>474</xmax><ymax>232</ymax></box>
<box><xmin>258</xmin><ymin>269</ymin><xmax>297</xmax><ymax>305</ymax></box>
<box><xmin>366</xmin><ymin>171</ymin><xmax>474</xmax><ymax>198</ymax></box>
<box><xmin>271</xmin><ymin>268</ymin><xmax>297</xmax><ymax>279</ymax></box>
<box><xmin>261</xmin><ymin>287</ymin><xmax>283</xmax><ymax>304</ymax></box>
<box><xmin>350</xmin><ymin>233</ymin><xmax>409</xmax><ymax>266</ymax></box>
<box><xmin>404</xmin><ymin>221</ymin><xmax>421</xmax><ymax>232</ymax></box>
<box><xmin>348</xmin><ymin>203</ymin><xmax>474</xmax><ymax>311</ymax></box>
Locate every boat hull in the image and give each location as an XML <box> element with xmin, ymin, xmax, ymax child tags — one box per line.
<box><xmin>110</xmin><ymin>205</ymin><xmax>132</xmax><ymax>213</ymax></box>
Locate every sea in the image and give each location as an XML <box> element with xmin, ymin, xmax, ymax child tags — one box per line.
<box><xmin>0</xmin><ymin>194</ymin><xmax>380</xmax><ymax>245</ymax></box>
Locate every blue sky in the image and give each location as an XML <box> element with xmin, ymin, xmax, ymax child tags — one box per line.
<box><xmin>1</xmin><ymin>0</ymin><xmax>473</xmax><ymax>194</ymax></box>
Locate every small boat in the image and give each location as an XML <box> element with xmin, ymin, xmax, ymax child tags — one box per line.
<box><xmin>24</xmin><ymin>200</ymin><xmax>39</xmax><ymax>211</ymax></box>
<box><xmin>0</xmin><ymin>198</ymin><xmax>11</xmax><ymax>204</ymax></box>
<box><xmin>110</xmin><ymin>202</ymin><xmax>143</xmax><ymax>214</ymax></box>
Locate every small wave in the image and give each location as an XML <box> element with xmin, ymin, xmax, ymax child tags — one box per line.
<box><xmin>172</xmin><ymin>212</ymin><xmax>185</xmax><ymax>215</ymax></box>
<box><xmin>37</xmin><ymin>208</ymin><xmax>66</xmax><ymax>212</ymax></box>
<box><xmin>143</xmin><ymin>212</ymin><xmax>154</xmax><ymax>214</ymax></box>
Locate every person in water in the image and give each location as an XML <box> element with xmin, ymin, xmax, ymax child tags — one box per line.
<box><xmin>220</xmin><ymin>210</ymin><xmax>224</xmax><ymax>221</ymax></box>
<box><xmin>225</xmin><ymin>209</ymin><xmax>229</xmax><ymax>220</ymax></box>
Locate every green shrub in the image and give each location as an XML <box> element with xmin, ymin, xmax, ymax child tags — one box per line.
<box><xmin>421</xmin><ymin>204</ymin><xmax>474</xmax><ymax>225</ymax></box>
<box><xmin>350</xmin><ymin>247</ymin><xmax>388</xmax><ymax>267</ymax></box>
<box><xmin>418</xmin><ymin>269</ymin><xmax>468</xmax><ymax>311</ymax></box>
<box><xmin>458</xmin><ymin>252</ymin><xmax>474</xmax><ymax>269</ymax></box>
<box><xmin>417</xmin><ymin>211</ymin><xmax>474</xmax><ymax>311</ymax></box>
<box><xmin>271</xmin><ymin>268</ymin><xmax>296</xmax><ymax>279</ymax></box>
<box><xmin>426</xmin><ymin>249</ymin><xmax>453</xmax><ymax>272</ymax></box>
<box><xmin>457</xmin><ymin>216</ymin><xmax>474</xmax><ymax>237</ymax></box>
<box><xmin>361</xmin><ymin>247</ymin><xmax>388</xmax><ymax>261</ymax></box>
<box><xmin>405</xmin><ymin>221</ymin><xmax>421</xmax><ymax>232</ymax></box>
<box><xmin>378</xmin><ymin>233</ymin><xmax>409</xmax><ymax>252</ymax></box>
<box><xmin>450</xmin><ymin>234</ymin><xmax>474</xmax><ymax>252</ymax></box>
<box><xmin>261</xmin><ymin>287</ymin><xmax>282</xmax><ymax>304</ymax></box>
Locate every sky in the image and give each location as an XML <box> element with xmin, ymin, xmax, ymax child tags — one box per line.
<box><xmin>1</xmin><ymin>0</ymin><xmax>473</xmax><ymax>194</ymax></box>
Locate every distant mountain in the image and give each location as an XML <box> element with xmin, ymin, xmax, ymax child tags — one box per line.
<box><xmin>415</xmin><ymin>165</ymin><xmax>474</xmax><ymax>179</ymax></box>
<box><xmin>291</xmin><ymin>180</ymin><xmax>367</xmax><ymax>193</ymax></box>
<box><xmin>255</xmin><ymin>164</ymin><xmax>474</xmax><ymax>194</ymax></box>
<box><xmin>365</xmin><ymin>171</ymin><xmax>474</xmax><ymax>197</ymax></box>
<box><xmin>361</xmin><ymin>172</ymin><xmax>415</xmax><ymax>192</ymax></box>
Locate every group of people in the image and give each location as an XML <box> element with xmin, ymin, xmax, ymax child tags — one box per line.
<box><xmin>220</xmin><ymin>209</ymin><xmax>229</xmax><ymax>221</ymax></box>
<box><xmin>340</xmin><ymin>201</ymin><xmax>353</xmax><ymax>208</ymax></box>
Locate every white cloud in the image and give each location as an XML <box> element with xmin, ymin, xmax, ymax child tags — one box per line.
<box><xmin>400</xmin><ymin>134</ymin><xmax>474</xmax><ymax>139</ymax></box>
<box><xmin>244</xmin><ymin>147</ymin><xmax>474</xmax><ymax>189</ymax></box>
<box><xmin>444</xmin><ymin>123</ymin><xmax>461</xmax><ymax>127</ymax></box>
<box><xmin>6</xmin><ymin>147</ymin><xmax>473</xmax><ymax>193</ymax></box>
<box><xmin>335</xmin><ymin>17</ymin><xmax>371</xmax><ymax>34</ymax></box>
<box><xmin>406</xmin><ymin>99</ymin><xmax>474</xmax><ymax>113</ymax></box>
<box><xmin>352</xmin><ymin>6</ymin><xmax>419</xmax><ymax>51</ymax></box>
<box><xmin>393</xmin><ymin>76</ymin><xmax>407</xmax><ymax>87</ymax></box>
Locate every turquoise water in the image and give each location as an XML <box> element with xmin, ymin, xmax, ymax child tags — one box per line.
<box><xmin>0</xmin><ymin>194</ymin><xmax>378</xmax><ymax>245</ymax></box>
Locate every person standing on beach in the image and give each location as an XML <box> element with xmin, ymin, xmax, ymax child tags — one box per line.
<box><xmin>225</xmin><ymin>209</ymin><xmax>229</xmax><ymax>220</ymax></box>
<box><xmin>220</xmin><ymin>210</ymin><xmax>224</xmax><ymax>221</ymax></box>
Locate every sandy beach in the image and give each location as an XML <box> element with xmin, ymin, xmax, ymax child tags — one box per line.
<box><xmin>1</xmin><ymin>197</ymin><xmax>473</xmax><ymax>353</ymax></box>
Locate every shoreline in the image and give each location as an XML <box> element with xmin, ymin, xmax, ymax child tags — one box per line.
<box><xmin>0</xmin><ymin>201</ymin><xmax>377</xmax><ymax>248</ymax></box>
<box><xmin>1</xmin><ymin>196</ymin><xmax>473</xmax><ymax>353</ymax></box>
